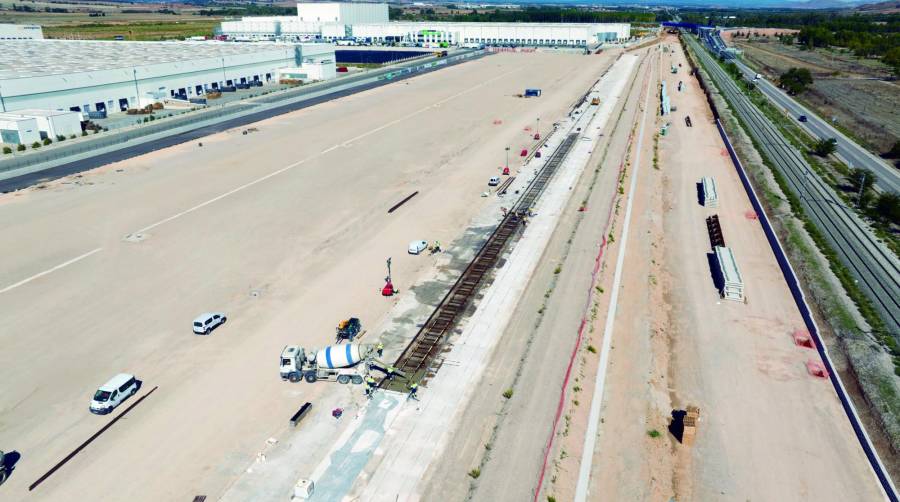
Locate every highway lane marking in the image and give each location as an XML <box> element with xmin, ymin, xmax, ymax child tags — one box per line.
<box><xmin>0</xmin><ymin>247</ymin><xmax>103</xmax><ymax>295</ymax></box>
<box><xmin>574</xmin><ymin>51</ymin><xmax>654</xmax><ymax>502</ymax></box>
<box><xmin>132</xmin><ymin>67</ymin><xmax>521</xmax><ymax>237</ymax></box>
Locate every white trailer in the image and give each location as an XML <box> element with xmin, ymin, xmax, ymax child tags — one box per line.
<box><xmin>715</xmin><ymin>245</ymin><xmax>744</xmax><ymax>301</ymax></box>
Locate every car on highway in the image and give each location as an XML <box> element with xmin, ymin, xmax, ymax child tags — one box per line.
<box><xmin>193</xmin><ymin>312</ymin><xmax>227</xmax><ymax>335</ymax></box>
<box><xmin>408</xmin><ymin>240</ymin><xmax>428</xmax><ymax>255</ymax></box>
<box><xmin>90</xmin><ymin>373</ymin><xmax>139</xmax><ymax>415</ymax></box>
<box><xmin>798</xmin><ymin>115</ymin><xmax>808</xmax><ymax>123</ymax></box>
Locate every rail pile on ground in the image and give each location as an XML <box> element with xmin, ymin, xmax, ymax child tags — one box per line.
<box><xmin>389</xmin><ymin>133</ymin><xmax>579</xmax><ymax>382</ymax></box>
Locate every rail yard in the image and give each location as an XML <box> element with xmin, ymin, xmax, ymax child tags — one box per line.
<box><xmin>0</xmin><ymin>31</ymin><xmax>897</xmax><ymax>502</ymax></box>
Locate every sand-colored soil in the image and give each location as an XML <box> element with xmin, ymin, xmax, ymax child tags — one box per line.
<box><xmin>0</xmin><ymin>51</ymin><xmax>613</xmax><ymax>501</ymax></box>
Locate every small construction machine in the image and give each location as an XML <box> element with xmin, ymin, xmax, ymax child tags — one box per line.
<box><xmin>336</xmin><ymin>318</ymin><xmax>362</xmax><ymax>343</ymax></box>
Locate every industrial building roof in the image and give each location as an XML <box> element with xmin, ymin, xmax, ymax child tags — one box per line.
<box><xmin>0</xmin><ymin>40</ymin><xmax>302</xmax><ymax>79</ymax></box>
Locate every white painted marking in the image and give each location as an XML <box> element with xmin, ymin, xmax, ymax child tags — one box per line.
<box><xmin>0</xmin><ymin>247</ymin><xmax>103</xmax><ymax>294</ymax></box>
<box><xmin>574</xmin><ymin>54</ymin><xmax>655</xmax><ymax>502</ymax></box>
<box><xmin>131</xmin><ymin>69</ymin><xmax>520</xmax><ymax>236</ymax></box>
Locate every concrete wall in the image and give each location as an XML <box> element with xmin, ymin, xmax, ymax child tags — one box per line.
<box><xmin>0</xmin><ymin>23</ymin><xmax>43</xmax><ymax>40</ymax></box>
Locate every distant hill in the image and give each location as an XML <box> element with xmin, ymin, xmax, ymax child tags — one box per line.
<box><xmin>855</xmin><ymin>0</ymin><xmax>900</xmax><ymax>12</ymax></box>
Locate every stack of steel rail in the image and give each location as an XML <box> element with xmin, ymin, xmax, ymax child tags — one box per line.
<box><xmin>389</xmin><ymin>133</ymin><xmax>579</xmax><ymax>382</ymax></box>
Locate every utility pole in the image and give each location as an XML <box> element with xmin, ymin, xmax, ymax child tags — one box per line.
<box><xmin>505</xmin><ymin>146</ymin><xmax>510</xmax><ymax>169</ymax></box>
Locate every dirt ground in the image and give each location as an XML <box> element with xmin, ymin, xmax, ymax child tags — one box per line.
<box><xmin>730</xmin><ymin>39</ymin><xmax>899</xmax><ymax>153</ymax></box>
<box><xmin>0</xmin><ymin>51</ymin><xmax>612</xmax><ymax>501</ymax></box>
<box><xmin>648</xmin><ymin>35</ymin><xmax>884</xmax><ymax>501</ymax></box>
<box><xmin>420</xmin><ymin>51</ymin><xmax>650</xmax><ymax>502</ymax></box>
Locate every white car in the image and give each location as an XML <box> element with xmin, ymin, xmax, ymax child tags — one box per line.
<box><xmin>488</xmin><ymin>176</ymin><xmax>501</xmax><ymax>187</ymax></box>
<box><xmin>408</xmin><ymin>240</ymin><xmax>428</xmax><ymax>255</ymax></box>
<box><xmin>193</xmin><ymin>312</ymin><xmax>227</xmax><ymax>335</ymax></box>
<box><xmin>90</xmin><ymin>373</ymin><xmax>139</xmax><ymax>415</ymax></box>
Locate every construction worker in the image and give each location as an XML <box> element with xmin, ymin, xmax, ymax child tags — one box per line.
<box><xmin>386</xmin><ymin>365</ymin><xmax>397</xmax><ymax>381</ymax></box>
<box><xmin>408</xmin><ymin>381</ymin><xmax>419</xmax><ymax>401</ymax></box>
<box><xmin>376</xmin><ymin>342</ymin><xmax>384</xmax><ymax>357</ymax></box>
<box><xmin>365</xmin><ymin>375</ymin><xmax>376</xmax><ymax>398</ymax></box>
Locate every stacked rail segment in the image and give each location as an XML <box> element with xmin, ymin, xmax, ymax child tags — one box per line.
<box><xmin>388</xmin><ymin>133</ymin><xmax>579</xmax><ymax>383</ymax></box>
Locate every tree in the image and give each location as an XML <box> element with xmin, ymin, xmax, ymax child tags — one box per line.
<box><xmin>885</xmin><ymin>141</ymin><xmax>900</xmax><ymax>159</ymax></box>
<box><xmin>780</xmin><ymin>67</ymin><xmax>813</xmax><ymax>95</ymax></box>
<box><xmin>813</xmin><ymin>138</ymin><xmax>838</xmax><ymax>157</ymax></box>
<box><xmin>883</xmin><ymin>47</ymin><xmax>900</xmax><ymax>77</ymax></box>
<box><xmin>873</xmin><ymin>192</ymin><xmax>900</xmax><ymax>224</ymax></box>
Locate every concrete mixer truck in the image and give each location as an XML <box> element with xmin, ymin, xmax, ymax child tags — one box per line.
<box><xmin>280</xmin><ymin>343</ymin><xmax>375</xmax><ymax>384</ymax></box>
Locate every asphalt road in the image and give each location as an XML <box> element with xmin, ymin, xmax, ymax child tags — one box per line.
<box><xmin>731</xmin><ymin>59</ymin><xmax>900</xmax><ymax>194</ymax></box>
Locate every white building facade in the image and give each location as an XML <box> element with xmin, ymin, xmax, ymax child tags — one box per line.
<box><xmin>0</xmin><ymin>40</ymin><xmax>335</xmax><ymax>114</ymax></box>
<box><xmin>219</xmin><ymin>2</ymin><xmax>630</xmax><ymax>47</ymax></box>
<box><xmin>0</xmin><ymin>23</ymin><xmax>43</xmax><ymax>40</ymax></box>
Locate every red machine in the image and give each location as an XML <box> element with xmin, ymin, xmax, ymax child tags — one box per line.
<box><xmin>502</xmin><ymin>166</ymin><xmax>510</xmax><ymax>175</ymax></box>
<box><xmin>534</xmin><ymin>133</ymin><xmax>540</xmax><ymax>140</ymax></box>
<box><xmin>520</xmin><ymin>149</ymin><xmax>527</xmax><ymax>157</ymax></box>
<box><xmin>381</xmin><ymin>257</ymin><xmax>395</xmax><ymax>296</ymax></box>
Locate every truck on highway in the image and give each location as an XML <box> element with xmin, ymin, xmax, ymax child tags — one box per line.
<box><xmin>280</xmin><ymin>343</ymin><xmax>374</xmax><ymax>384</ymax></box>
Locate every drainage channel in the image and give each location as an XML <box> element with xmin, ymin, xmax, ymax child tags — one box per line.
<box><xmin>385</xmin><ymin>132</ymin><xmax>579</xmax><ymax>388</ymax></box>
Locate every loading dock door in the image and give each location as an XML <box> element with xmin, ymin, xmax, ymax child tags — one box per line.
<box><xmin>196</xmin><ymin>85</ymin><xmax>203</xmax><ymax>95</ymax></box>
<box><xmin>119</xmin><ymin>98</ymin><xmax>129</xmax><ymax>111</ymax></box>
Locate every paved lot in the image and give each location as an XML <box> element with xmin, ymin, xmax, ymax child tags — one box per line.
<box><xmin>0</xmin><ymin>51</ymin><xmax>612</xmax><ymax>501</ymax></box>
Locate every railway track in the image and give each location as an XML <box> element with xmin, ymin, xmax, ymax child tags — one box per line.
<box><xmin>388</xmin><ymin>133</ymin><xmax>579</xmax><ymax>382</ymax></box>
<box><xmin>686</xmin><ymin>35</ymin><xmax>900</xmax><ymax>337</ymax></box>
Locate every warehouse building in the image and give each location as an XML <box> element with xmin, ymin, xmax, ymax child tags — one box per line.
<box><xmin>219</xmin><ymin>2</ymin><xmax>630</xmax><ymax>46</ymax></box>
<box><xmin>0</xmin><ymin>23</ymin><xmax>43</xmax><ymax>40</ymax></box>
<box><xmin>0</xmin><ymin>40</ymin><xmax>336</xmax><ymax>114</ymax></box>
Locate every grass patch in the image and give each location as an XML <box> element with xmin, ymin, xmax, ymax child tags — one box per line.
<box><xmin>647</xmin><ymin>429</ymin><xmax>661</xmax><ymax>438</ymax></box>
<box><xmin>502</xmin><ymin>388</ymin><xmax>513</xmax><ymax>399</ymax></box>
<box><xmin>468</xmin><ymin>467</ymin><xmax>481</xmax><ymax>479</ymax></box>
<box><xmin>44</xmin><ymin>20</ymin><xmax>218</xmax><ymax>40</ymax></box>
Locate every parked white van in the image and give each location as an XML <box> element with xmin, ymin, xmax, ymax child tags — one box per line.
<box><xmin>408</xmin><ymin>240</ymin><xmax>428</xmax><ymax>255</ymax></box>
<box><xmin>90</xmin><ymin>373</ymin><xmax>139</xmax><ymax>415</ymax></box>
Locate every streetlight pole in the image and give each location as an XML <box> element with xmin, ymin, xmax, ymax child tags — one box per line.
<box><xmin>505</xmin><ymin>146</ymin><xmax>510</xmax><ymax>169</ymax></box>
<box><xmin>535</xmin><ymin>117</ymin><xmax>540</xmax><ymax>140</ymax></box>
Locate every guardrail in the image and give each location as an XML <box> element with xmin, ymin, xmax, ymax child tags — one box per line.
<box><xmin>0</xmin><ymin>50</ymin><xmax>485</xmax><ymax>183</ymax></box>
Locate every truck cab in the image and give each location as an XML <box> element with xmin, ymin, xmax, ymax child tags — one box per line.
<box><xmin>280</xmin><ymin>345</ymin><xmax>309</xmax><ymax>382</ymax></box>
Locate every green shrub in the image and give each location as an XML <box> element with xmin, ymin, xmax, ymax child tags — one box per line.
<box><xmin>647</xmin><ymin>429</ymin><xmax>661</xmax><ymax>438</ymax></box>
<box><xmin>42</xmin><ymin>137</ymin><xmax>52</xmax><ymax>145</ymax></box>
<box><xmin>587</xmin><ymin>345</ymin><xmax>597</xmax><ymax>353</ymax></box>
<box><xmin>17</xmin><ymin>143</ymin><xmax>26</xmax><ymax>151</ymax></box>
<box><xmin>32</xmin><ymin>141</ymin><xmax>41</xmax><ymax>149</ymax></box>
<box><xmin>2</xmin><ymin>146</ymin><xmax>11</xmax><ymax>154</ymax></box>
<box><xmin>502</xmin><ymin>388</ymin><xmax>513</xmax><ymax>399</ymax></box>
<box><xmin>468</xmin><ymin>468</ymin><xmax>481</xmax><ymax>479</ymax></box>
<box><xmin>56</xmin><ymin>134</ymin><xmax>66</xmax><ymax>142</ymax></box>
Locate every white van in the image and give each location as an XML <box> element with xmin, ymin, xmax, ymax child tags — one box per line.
<box><xmin>488</xmin><ymin>176</ymin><xmax>501</xmax><ymax>187</ymax></box>
<box><xmin>90</xmin><ymin>373</ymin><xmax>138</xmax><ymax>415</ymax></box>
<box><xmin>408</xmin><ymin>240</ymin><xmax>428</xmax><ymax>255</ymax></box>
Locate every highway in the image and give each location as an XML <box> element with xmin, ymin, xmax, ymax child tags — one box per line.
<box><xmin>731</xmin><ymin>54</ymin><xmax>900</xmax><ymax>194</ymax></box>
<box><xmin>685</xmin><ymin>34</ymin><xmax>900</xmax><ymax>338</ymax></box>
